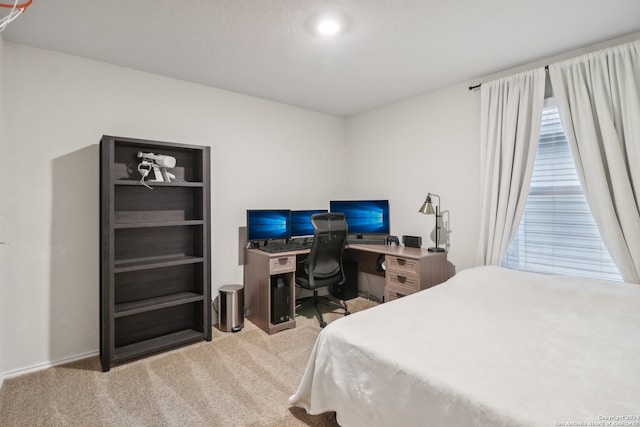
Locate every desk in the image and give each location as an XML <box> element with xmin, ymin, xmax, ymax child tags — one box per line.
<box><xmin>347</xmin><ymin>244</ymin><xmax>448</xmax><ymax>302</ymax></box>
<box><xmin>243</xmin><ymin>244</ymin><xmax>448</xmax><ymax>335</ymax></box>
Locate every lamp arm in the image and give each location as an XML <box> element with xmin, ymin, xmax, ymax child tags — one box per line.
<box><xmin>430</xmin><ymin>193</ymin><xmax>442</xmax><ymax>250</ymax></box>
<box><xmin>428</xmin><ymin>192</ymin><xmax>440</xmax><ymax>207</ymax></box>
<box><xmin>435</xmin><ymin>205</ymin><xmax>441</xmax><ymax>249</ymax></box>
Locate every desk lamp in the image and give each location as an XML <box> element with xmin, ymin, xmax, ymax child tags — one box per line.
<box><xmin>418</xmin><ymin>193</ymin><xmax>445</xmax><ymax>252</ymax></box>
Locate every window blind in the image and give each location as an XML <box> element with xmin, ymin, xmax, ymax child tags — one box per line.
<box><xmin>503</xmin><ymin>102</ymin><xmax>622</xmax><ymax>282</ymax></box>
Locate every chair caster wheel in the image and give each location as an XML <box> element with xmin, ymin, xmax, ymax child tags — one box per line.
<box><xmin>320</xmin><ymin>321</ymin><xmax>327</xmax><ymax>328</ymax></box>
<box><xmin>345</xmin><ymin>311</ymin><xmax>351</xmax><ymax>316</ymax></box>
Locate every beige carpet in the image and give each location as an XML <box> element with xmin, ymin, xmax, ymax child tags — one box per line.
<box><xmin>0</xmin><ymin>297</ymin><xmax>378</xmax><ymax>427</ymax></box>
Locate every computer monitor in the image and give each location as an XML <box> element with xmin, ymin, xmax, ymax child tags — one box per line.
<box><xmin>290</xmin><ymin>209</ymin><xmax>329</xmax><ymax>237</ymax></box>
<box><xmin>329</xmin><ymin>200</ymin><xmax>390</xmax><ymax>235</ymax></box>
<box><xmin>246</xmin><ymin>209</ymin><xmax>291</xmax><ymax>242</ymax></box>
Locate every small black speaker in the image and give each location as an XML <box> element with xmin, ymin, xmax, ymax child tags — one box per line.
<box><xmin>403</xmin><ymin>235</ymin><xmax>422</xmax><ymax>248</ymax></box>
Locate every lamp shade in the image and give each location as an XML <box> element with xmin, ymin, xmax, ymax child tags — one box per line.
<box><xmin>418</xmin><ymin>195</ymin><xmax>435</xmax><ymax>215</ymax></box>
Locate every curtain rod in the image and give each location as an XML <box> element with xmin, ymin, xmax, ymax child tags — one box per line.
<box><xmin>468</xmin><ymin>65</ymin><xmax>549</xmax><ymax>91</ymax></box>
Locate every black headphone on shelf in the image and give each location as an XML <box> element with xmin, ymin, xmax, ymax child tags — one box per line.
<box><xmin>375</xmin><ymin>254</ymin><xmax>386</xmax><ymax>273</ymax></box>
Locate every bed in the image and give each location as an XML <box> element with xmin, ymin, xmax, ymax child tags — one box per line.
<box><xmin>289</xmin><ymin>266</ymin><xmax>640</xmax><ymax>426</ymax></box>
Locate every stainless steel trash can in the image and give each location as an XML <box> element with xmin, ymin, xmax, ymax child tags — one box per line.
<box><xmin>218</xmin><ymin>284</ymin><xmax>244</xmax><ymax>332</ymax></box>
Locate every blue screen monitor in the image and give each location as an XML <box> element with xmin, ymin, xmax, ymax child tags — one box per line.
<box><xmin>246</xmin><ymin>210</ymin><xmax>291</xmax><ymax>241</ymax></box>
<box><xmin>290</xmin><ymin>209</ymin><xmax>329</xmax><ymax>237</ymax></box>
<box><xmin>329</xmin><ymin>200</ymin><xmax>390</xmax><ymax>235</ymax></box>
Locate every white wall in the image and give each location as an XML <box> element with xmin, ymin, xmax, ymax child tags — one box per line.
<box><xmin>346</xmin><ymin>83</ymin><xmax>481</xmax><ymax>275</ymax></box>
<box><xmin>0</xmin><ymin>43</ymin><xmax>347</xmax><ymax>377</ymax></box>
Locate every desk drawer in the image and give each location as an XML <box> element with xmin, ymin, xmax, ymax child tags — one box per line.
<box><xmin>385</xmin><ymin>289</ymin><xmax>402</xmax><ymax>302</ymax></box>
<box><xmin>386</xmin><ymin>277</ymin><xmax>419</xmax><ymax>296</ymax></box>
<box><xmin>270</xmin><ymin>256</ymin><xmax>295</xmax><ymax>274</ymax></box>
<box><xmin>385</xmin><ymin>271</ymin><xmax>420</xmax><ymax>293</ymax></box>
<box><xmin>385</xmin><ymin>286</ymin><xmax>413</xmax><ymax>302</ymax></box>
<box><xmin>386</xmin><ymin>256</ymin><xmax>420</xmax><ymax>275</ymax></box>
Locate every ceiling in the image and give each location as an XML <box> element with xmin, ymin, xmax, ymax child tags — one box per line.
<box><xmin>3</xmin><ymin>0</ymin><xmax>640</xmax><ymax>117</ymax></box>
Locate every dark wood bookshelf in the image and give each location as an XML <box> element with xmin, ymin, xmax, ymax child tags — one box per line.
<box><xmin>100</xmin><ymin>135</ymin><xmax>211</xmax><ymax>372</ymax></box>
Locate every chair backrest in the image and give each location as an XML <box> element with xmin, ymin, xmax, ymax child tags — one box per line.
<box><xmin>304</xmin><ymin>213</ymin><xmax>348</xmax><ymax>288</ymax></box>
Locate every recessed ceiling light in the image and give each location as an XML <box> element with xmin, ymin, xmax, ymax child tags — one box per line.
<box><xmin>316</xmin><ymin>18</ymin><xmax>341</xmax><ymax>36</ymax></box>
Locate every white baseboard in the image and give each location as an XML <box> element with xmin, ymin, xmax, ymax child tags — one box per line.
<box><xmin>1</xmin><ymin>350</ymin><xmax>99</xmax><ymax>385</ymax></box>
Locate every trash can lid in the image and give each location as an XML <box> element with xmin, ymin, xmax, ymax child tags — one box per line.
<box><xmin>220</xmin><ymin>284</ymin><xmax>243</xmax><ymax>293</ymax></box>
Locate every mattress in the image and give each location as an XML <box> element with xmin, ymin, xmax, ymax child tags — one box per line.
<box><xmin>289</xmin><ymin>266</ymin><xmax>640</xmax><ymax>426</ymax></box>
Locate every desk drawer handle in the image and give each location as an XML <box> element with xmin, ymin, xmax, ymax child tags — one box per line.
<box><xmin>396</xmin><ymin>275</ymin><xmax>407</xmax><ymax>283</ymax></box>
<box><xmin>277</xmin><ymin>258</ymin><xmax>289</xmax><ymax>264</ymax></box>
<box><xmin>397</xmin><ymin>258</ymin><xmax>406</xmax><ymax>265</ymax></box>
<box><xmin>395</xmin><ymin>292</ymin><xmax>406</xmax><ymax>298</ymax></box>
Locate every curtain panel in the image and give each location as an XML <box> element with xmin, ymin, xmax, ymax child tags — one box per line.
<box><xmin>476</xmin><ymin>69</ymin><xmax>546</xmax><ymax>266</ymax></box>
<box><xmin>549</xmin><ymin>40</ymin><xmax>640</xmax><ymax>283</ymax></box>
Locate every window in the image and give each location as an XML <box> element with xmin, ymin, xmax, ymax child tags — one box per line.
<box><xmin>503</xmin><ymin>100</ymin><xmax>622</xmax><ymax>281</ymax></box>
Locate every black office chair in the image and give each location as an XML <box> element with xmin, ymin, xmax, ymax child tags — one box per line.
<box><xmin>295</xmin><ymin>213</ymin><xmax>351</xmax><ymax>328</ymax></box>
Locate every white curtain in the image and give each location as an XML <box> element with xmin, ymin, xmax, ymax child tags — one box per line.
<box><xmin>549</xmin><ymin>40</ymin><xmax>640</xmax><ymax>283</ymax></box>
<box><xmin>477</xmin><ymin>69</ymin><xmax>546</xmax><ymax>266</ymax></box>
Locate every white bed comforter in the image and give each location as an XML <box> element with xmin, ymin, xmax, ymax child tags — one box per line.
<box><xmin>289</xmin><ymin>266</ymin><xmax>640</xmax><ymax>427</ymax></box>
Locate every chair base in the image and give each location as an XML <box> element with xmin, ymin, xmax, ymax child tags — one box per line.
<box><xmin>297</xmin><ymin>290</ymin><xmax>350</xmax><ymax>328</ymax></box>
